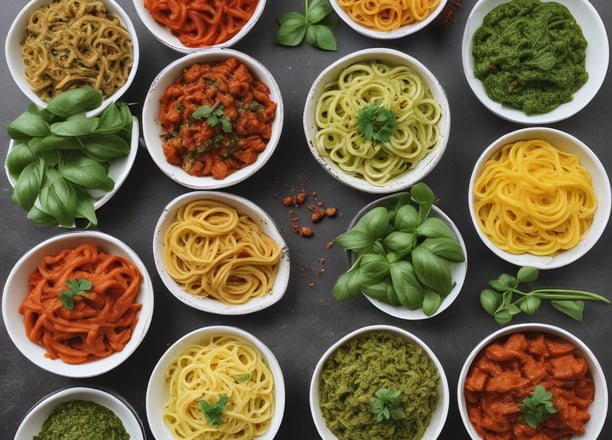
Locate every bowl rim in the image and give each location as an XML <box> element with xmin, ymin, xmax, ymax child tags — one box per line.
<box><xmin>303</xmin><ymin>47</ymin><xmax>451</xmax><ymax>194</ymax></box>
<box><xmin>4</xmin><ymin>117</ymin><xmax>140</xmax><ymax>212</ymax></box>
<box><xmin>131</xmin><ymin>0</ymin><xmax>267</xmax><ymax>53</ymax></box>
<box><xmin>14</xmin><ymin>386</ymin><xmax>146</xmax><ymax>440</ymax></box>
<box><xmin>145</xmin><ymin>325</ymin><xmax>286</xmax><ymax>440</ymax></box>
<box><xmin>1</xmin><ymin>230</ymin><xmax>154</xmax><ymax>378</ymax></box>
<box><xmin>152</xmin><ymin>190</ymin><xmax>290</xmax><ymax>314</ymax></box>
<box><xmin>329</xmin><ymin>0</ymin><xmax>448</xmax><ymax>39</ymax></box>
<box><xmin>456</xmin><ymin>322</ymin><xmax>609</xmax><ymax>439</ymax></box>
<box><xmin>346</xmin><ymin>194</ymin><xmax>468</xmax><ymax>320</ymax></box>
<box><xmin>309</xmin><ymin>324</ymin><xmax>450</xmax><ymax>439</ymax></box>
<box><xmin>461</xmin><ymin>0</ymin><xmax>609</xmax><ymax>124</ymax></box>
<box><xmin>141</xmin><ymin>48</ymin><xmax>284</xmax><ymax>190</ymax></box>
<box><xmin>4</xmin><ymin>0</ymin><xmax>140</xmax><ymax>117</ymax></box>
<box><xmin>468</xmin><ymin>126</ymin><xmax>611</xmax><ymax>269</ymax></box>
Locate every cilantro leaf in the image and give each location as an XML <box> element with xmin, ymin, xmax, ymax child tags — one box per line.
<box><xmin>357</xmin><ymin>103</ymin><xmax>397</xmax><ymax>143</ymax></box>
<box><xmin>200</xmin><ymin>395</ymin><xmax>229</xmax><ymax>426</ymax></box>
<box><xmin>192</xmin><ymin>104</ymin><xmax>232</xmax><ymax>133</ymax></box>
<box><xmin>519</xmin><ymin>385</ymin><xmax>557</xmax><ymax>428</ymax></box>
<box><xmin>369</xmin><ymin>388</ymin><xmax>406</xmax><ymax>422</ymax></box>
<box><xmin>59</xmin><ymin>278</ymin><xmax>92</xmax><ymax>309</ymax></box>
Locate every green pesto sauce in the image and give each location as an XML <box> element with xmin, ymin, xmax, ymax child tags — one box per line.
<box><xmin>319</xmin><ymin>331</ymin><xmax>440</xmax><ymax>440</ymax></box>
<box><xmin>472</xmin><ymin>0</ymin><xmax>588</xmax><ymax>114</ymax></box>
<box><xmin>33</xmin><ymin>400</ymin><xmax>130</xmax><ymax>440</ymax></box>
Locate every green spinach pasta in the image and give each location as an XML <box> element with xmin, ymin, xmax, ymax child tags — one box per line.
<box><xmin>314</xmin><ymin>60</ymin><xmax>442</xmax><ymax>185</ymax></box>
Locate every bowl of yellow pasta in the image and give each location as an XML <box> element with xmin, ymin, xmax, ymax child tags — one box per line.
<box><xmin>146</xmin><ymin>325</ymin><xmax>285</xmax><ymax>440</ymax></box>
<box><xmin>329</xmin><ymin>0</ymin><xmax>448</xmax><ymax>39</ymax></box>
<box><xmin>468</xmin><ymin>127</ymin><xmax>611</xmax><ymax>269</ymax></box>
<box><xmin>461</xmin><ymin>0</ymin><xmax>609</xmax><ymax>124</ymax></box>
<box><xmin>153</xmin><ymin>191</ymin><xmax>290</xmax><ymax>314</ymax></box>
<box><xmin>5</xmin><ymin>0</ymin><xmax>139</xmax><ymax>117</ymax></box>
<box><xmin>310</xmin><ymin>325</ymin><xmax>449</xmax><ymax>439</ymax></box>
<box><xmin>303</xmin><ymin>48</ymin><xmax>450</xmax><ymax>194</ymax></box>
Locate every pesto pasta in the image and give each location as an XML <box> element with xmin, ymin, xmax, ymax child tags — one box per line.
<box><xmin>314</xmin><ymin>60</ymin><xmax>442</xmax><ymax>186</ymax></box>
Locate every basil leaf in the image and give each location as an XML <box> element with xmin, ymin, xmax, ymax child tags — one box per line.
<box><xmin>37</xmin><ymin>134</ymin><xmax>83</xmax><ymax>152</ymax></box>
<box><xmin>334</xmin><ymin>229</ymin><xmax>375</xmax><ymax>253</ymax></box>
<box><xmin>389</xmin><ymin>260</ymin><xmax>424</xmax><ymax>310</ymax></box>
<box><xmin>358</xmin><ymin>253</ymin><xmax>390</xmax><ymax>281</ymax></box>
<box><xmin>382</xmin><ymin>231</ymin><xmax>415</xmax><ymax>258</ymax></box>
<box><xmin>494</xmin><ymin>309</ymin><xmax>513</xmax><ymax>325</ymax></box>
<box><xmin>422</xmin><ymin>289</ymin><xmax>443</xmax><ymax>316</ymax></box>
<box><xmin>419</xmin><ymin>237</ymin><xmax>465</xmax><ymax>262</ymax></box>
<box><xmin>61</xmin><ymin>155</ymin><xmax>114</xmax><ymax>191</ymax></box>
<box><xmin>517</xmin><ymin>266</ymin><xmax>539</xmax><ymax>283</ymax></box>
<box><xmin>7</xmin><ymin>107</ymin><xmax>50</xmax><ymax>139</ymax></box>
<box><xmin>551</xmin><ymin>300</ymin><xmax>584</xmax><ymax>321</ymax></box>
<box><xmin>307</xmin><ymin>0</ymin><xmax>332</xmax><ymax>23</ymax></box>
<box><xmin>276</xmin><ymin>17</ymin><xmax>308</xmax><ymax>46</ymax></box>
<box><xmin>12</xmin><ymin>160</ymin><xmax>45</xmax><ymax>210</ymax></box>
<box><xmin>306</xmin><ymin>24</ymin><xmax>337</xmax><ymax>51</ymax></box>
<box><xmin>278</xmin><ymin>11</ymin><xmax>307</xmax><ymax>26</ymax></box>
<box><xmin>393</xmin><ymin>204</ymin><xmax>419</xmax><ymax>232</ymax></box>
<box><xmin>411</xmin><ymin>246</ymin><xmax>454</xmax><ymax>296</ymax></box>
<box><xmin>45</xmin><ymin>87</ymin><xmax>103</xmax><ymax>117</ymax></box>
<box><xmin>81</xmin><ymin>134</ymin><xmax>131</xmax><ymax>160</ymax></box>
<box><xmin>50</xmin><ymin>115</ymin><xmax>100</xmax><ymax>137</ymax></box>
<box><xmin>362</xmin><ymin>279</ymin><xmax>400</xmax><ymax>306</ymax></box>
<box><xmin>489</xmin><ymin>273</ymin><xmax>518</xmax><ymax>292</ymax></box>
<box><xmin>5</xmin><ymin>140</ymin><xmax>37</xmax><ymax>177</ymax></box>
<box><xmin>26</xmin><ymin>206</ymin><xmax>58</xmax><ymax>226</ymax></box>
<box><xmin>96</xmin><ymin>103</ymin><xmax>127</xmax><ymax>134</ymax></box>
<box><xmin>410</xmin><ymin>182</ymin><xmax>436</xmax><ymax>207</ymax></box>
<box><xmin>39</xmin><ymin>176</ymin><xmax>78</xmax><ymax>227</ymax></box>
<box><xmin>415</xmin><ymin>217</ymin><xmax>455</xmax><ymax>239</ymax></box>
<box><xmin>519</xmin><ymin>296</ymin><xmax>541</xmax><ymax>315</ymax></box>
<box><xmin>352</xmin><ymin>206</ymin><xmax>390</xmax><ymax>239</ymax></box>
<box><xmin>332</xmin><ymin>258</ymin><xmax>365</xmax><ymax>301</ymax></box>
<box><xmin>480</xmin><ymin>289</ymin><xmax>502</xmax><ymax>315</ymax></box>
<box><xmin>74</xmin><ymin>189</ymin><xmax>98</xmax><ymax>227</ymax></box>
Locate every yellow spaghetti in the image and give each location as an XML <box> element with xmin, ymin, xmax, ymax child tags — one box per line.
<box><xmin>163</xmin><ymin>199</ymin><xmax>282</xmax><ymax>304</ymax></box>
<box><xmin>338</xmin><ymin>0</ymin><xmax>441</xmax><ymax>31</ymax></box>
<box><xmin>314</xmin><ymin>60</ymin><xmax>442</xmax><ymax>185</ymax></box>
<box><xmin>162</xmin><ymin>335</ymin><xmax>275</xmax><ymax>440</ymax></box>
<box><xmin>473</xmin><ymin>139</ymin><xmax>597</xmax><ymax>255</ymax></box>
<box><xmin>21</xmin><ymin>0</ymin><xmax>133</xmax><ymax>102</ymax></box>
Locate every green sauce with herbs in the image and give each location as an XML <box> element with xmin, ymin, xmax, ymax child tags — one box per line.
<box><xmin>472</xmin><ymin>0</ymin><xmax>588</xmax><ymax>114</ymax></box>
<box><xmin>319</xmin><ymin>331</ymin><xmax>440</xmax><ymax>440</ymax></box>
<box><xmin>33</xmin><ymin>400</ymin><xmax>130</xmax><ymax>440</ymax></box>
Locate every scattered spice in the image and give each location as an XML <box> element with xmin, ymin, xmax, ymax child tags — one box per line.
<box><xmin>281</xmin><ymin>188</ymin><xmax>338</xmax><ymax>237</ymax></box>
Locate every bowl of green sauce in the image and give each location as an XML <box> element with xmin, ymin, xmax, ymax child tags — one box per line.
<box><xmin>462</xmin><ymin>0</ymin><xmax>609</xmax><ymax>124</ymax></box>
<box><xmin>310</xmin><ymin>325</ymin><xmax>449</xmax><ymax>439</ymax></box>
<box><xmin>14</xmin><ymin>386</ymin><xmax>145</xmax><ymax>440</ymax></box>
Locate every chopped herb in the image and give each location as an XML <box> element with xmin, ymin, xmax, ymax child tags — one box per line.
<box><xmin>519</xmin><ymin>385</ymin><xmax>557</xmax><ymax>428</ymax></box>
<box><xmin>200</xmin><ymin>395</ymin><xmax>229</xmax><ymax>426</ymax></box>
<box><xmin>59</xmin><ymin>278</ymin><xmax>92</xmax><ymax>309</ymax></box>
<box><xmin>192</xmin><ymin>104</ymin><xmax>232</xmax><ymax>133</ymax></box>
<box><xmin>369</xmin><ymin>388</ymin><xmax>406</xmax><ymax>422</ymax></box>
<box><xmin>357</xmin><ymin>103</ymin><xmax>397</xmax><ymax>143</ymax></box>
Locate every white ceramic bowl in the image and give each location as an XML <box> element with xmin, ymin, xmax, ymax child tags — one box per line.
<box><xmin>142</xmin><ymin>49</ymin><xmax>284</xmax><ymax>189</ymax></box>
<box><xmin>468</xmin><ymin>127</ymin><xmax>611</xmax><ymax>269</ymax></box>
<box><xmin>14</xmin><ymin>386</ymin><xmax>145</xmax><ymax>440</ymax></box>
<box><xmin>310</xmin><ymin>325</ymin><xmax>449</xmax><ymax>439</ymax></box>
<box><xmin>457</xmin><ymin>323</ymin><xmax>608</xmax><ymax>439</ymax></box>
<box><xmin>304</xmin><ymin>48</ymin><xmax>450</xmax><ymax>194</ymax></box>
<box><xmin>132</xmin><ymin>0</ymin><xmax>267</xmax><ymax>53</ymax></box>
<box><xmin>146</xmin><ymin>325</ymin><xmax>285</xmax><ymax>439</ymax></box>
<box><xmin>153</xmin><ymin>191</ymin><xmax>290</xmax><ymax>314</ymax></box>
<box><xmin>346</xmin><ymin>194</ymin><xmax>467</xmax><ymax>320</ymax></box>
<box><xmin>2</xmin><ymin>231</ymin><xmax>154</xmax><ymax>378</ymax></box>
<box><xmin>330</xmin><ymin>0</ymin><xmax>448</xmax><ymax>39</ymax></box>
<box><xmin>462</xmin><ymin>0</ymin><xmax>609</xmax><ymax>124</ymax></box>
<box><xmin>5</xmin><ymin>117</ymin><xmax>140</xmax><ymax>213</ymax></box>
<box><xmin>5</xmin><ymin>0</ymin><xmax>139</xmax><ymax>117</ymax></box>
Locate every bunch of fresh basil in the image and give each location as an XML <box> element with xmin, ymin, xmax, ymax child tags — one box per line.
<box><xmin>5</xmin><ymin>87</ymin><xmax>133</xmax><ymax>228</ymax></box>
<box><xmin>333</xmin><ymin>183</ymin><xmax>465</xmax><ymax>316</ymax></box>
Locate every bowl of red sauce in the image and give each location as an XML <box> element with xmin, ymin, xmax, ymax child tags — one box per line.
<box><xmin>458</xmin><ymin>323</ymin><xmax>608</xmax><ymax>439</ymax></box>
<box><xmin>142</xmin><ymin>48</ymin><xmax>283</xmax><ymax>190</ymax></box>
<box><xmin>132</xmin><ymin>0</ymin><xmax>267</xmax><ymax>53</ymax></box>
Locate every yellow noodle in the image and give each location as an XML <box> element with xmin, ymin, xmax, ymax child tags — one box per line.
<box><xmin>338</xmin><ymin>0</ymin><xmax>441</xmax><ymax>32</ymax></box>
<box><xmin>163</xmin><ymin>336</ymin><xmax>275</xmax><ymax>440</ymax></box>
<box><xmin>21</xmin><ymin>0</ymin><xmax>133</xmax><ymax>101</ymax></box>
<box><xmin>163</xmin><ymin>199</ymin><xmax>282</xmax><ymax>304</ymax></box>
<box><xmin>314</xmin><ymin>60</ymin><xmax>441</xmax><ymax>186</ymax></box>
<box><xmin>473</xmin><ymin>139</ymin><xmax>597</xmax><ymax>255</ymax></box>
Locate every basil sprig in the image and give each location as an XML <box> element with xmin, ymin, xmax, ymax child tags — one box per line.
<box><xmin>5</xmin><ymin>87</ymin><xmax>133</xmax><ymax>228</ymax></box>
<box><xmin>333</xmin><ymin>183</ymin><xmax>465</xmax><ymax>316</ymax></box>
<box><xmin>275</xmin><ymin>0</ymin><xmax>338</xmax><ymax>51</ymax></box>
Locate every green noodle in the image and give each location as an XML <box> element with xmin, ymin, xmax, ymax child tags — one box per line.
<box><xmin>314</xmin><ymin>61</ymin><xmax>442</xmax><ymax>186</ymax></box>
<box><xmin>319</xmin><ymin>331</ymin><xmax>440</xmax><ymax>439</ymax></box>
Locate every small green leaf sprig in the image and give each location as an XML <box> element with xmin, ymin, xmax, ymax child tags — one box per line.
<box><xmin>480</xmin><ymin>266</ymin><xmax>610</xmax><ymax>324</ymax></box>
<box><xmin>200</xmin><ymin>395</ymin><xmax>229</xmax><ymax>426</ymax></box>
<box><xmin>193</xmin><ymin>104</ymin><xmax>232</xmax><ymax>133</ymax></box>
<box><xmin>369</xmin><ymin>388</ymin><xmax>406</xmax><ymax>423</ymax></box>
<box><xmin>519</xmin><ymin>385</ymin><xmax>557</xmax><ymax>429</ymax></box>
<box><xmin>332</xmin><ymin>182</ymin><xmax>465</xmax><ymax>316</ymax></box>
<box><xmin>4</xmin><ymin>87</ymin><xmax>133</xmax><ymax>228</ymax></box>
<box><xmin>357</xmin><ymin>103</ymin><xmax>397</xmax><ymax>143</ymax></box>
<box><xmin>59</xmin><ymin>278</ymin><xmax>93</xmax><ymax>310</ymax></box>
<box><xmin>275</xmin><ymin>0</ymin><xmax>338</xmax><ymax>51</ymax></box>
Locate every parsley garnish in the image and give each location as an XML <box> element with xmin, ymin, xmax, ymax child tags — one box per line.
<box><xmin>234</xmin><ymin>373</ymin><xmax>251</xmax><ymax>383</ymax></box>
<box><xmin>369</xmin><ymin>388</ymin><xmax>406</xmax><ymax>422</ymax></box>
<box><xmin>200</xmin><ymin>395</ymin><xmax>229</xmax><ymax>426</ymax></box>
<box><xmin>357</xmin><ymin>103</ymin><xmax>397</xmax><ymax>143</ymax></box>
<box><xmin>519</xmin><ymin>385</ymin><xmax>557</xmax><ymax>428</ymax></box>
<box><xmin>275</xmin><ymin>0</ymin><xmax>337</xmax><ymax>51</ymax></box>
<box><xmin>59</xmin><ymin>278</ymin><xmax>92</xmax><ymax>310</ymax></box>
<box><xmin>192</xmin><ymin>104</ymin><xmax>232</xmax><ymax>133</ymax></box>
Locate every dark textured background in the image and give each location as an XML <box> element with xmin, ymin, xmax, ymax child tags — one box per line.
<box><xmin>1</xmin><ymin>1</ymin><xmax>610</xmax><ymax>438</ymax></box>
